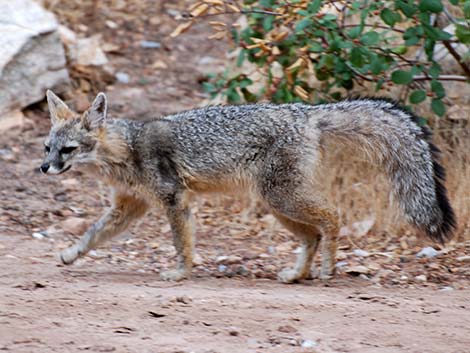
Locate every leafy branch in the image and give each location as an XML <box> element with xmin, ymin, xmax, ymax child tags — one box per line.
<box><xmin>173</xmin><ymin>0</ymin><xmax>470</xmax><ymax>117</ymax></box>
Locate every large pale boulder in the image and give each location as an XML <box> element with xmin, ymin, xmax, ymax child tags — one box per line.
<box><xmin>0</xmin><ymin>0</ymin><xmax>69</xmax><ymax>116</ymax></box>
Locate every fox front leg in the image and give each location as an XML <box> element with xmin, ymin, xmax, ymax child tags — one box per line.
<box><xmin>59</xmin><ymin>193</ymin><xmax>148</xmax><ymax>264</ymax></box>
<box><xmin>160</xmin><ymin>193</ymin><xmax>195</xmax><ymax>282</ymax></box>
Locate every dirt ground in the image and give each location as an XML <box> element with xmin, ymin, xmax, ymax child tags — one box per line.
<box><xmin>1</xmin><ymin>232</ymin><xmax>470</xmax><ymax>353</ymax></box>
<box><xmin>1</xmin><ymin>1</ymin><xmax>470</xmax><ymax>352</ymax></box>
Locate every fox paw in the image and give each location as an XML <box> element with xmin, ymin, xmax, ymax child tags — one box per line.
<box><xmin>278</xmin><ymin>268</ymin><xmax>304</xmax><ymax>284</ymax></box>
<box><xmin>319</xmin><ymin>267</ymin><xmax>335</xmax><ymax>281</ymax></box>
<box><xmin>59</xmin><ymin>246</ymin><xmax>80</xmax><ymax>265</ymax></box>
<box><xmin>160</xmin><ymin>269</ymin><xmax>188</xmax><ymax>282</ymax></box>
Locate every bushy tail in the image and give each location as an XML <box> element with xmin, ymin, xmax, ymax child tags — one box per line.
<box><xmin>317</xmin><ymin>99</ymin><xmax>456</xmax><ymax>243</ymax></box>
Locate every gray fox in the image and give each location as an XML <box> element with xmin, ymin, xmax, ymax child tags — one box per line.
<box><xmin>41</xmin><ymin>90</ymin><xmax>455</xmax><ymax>282</ymax></box>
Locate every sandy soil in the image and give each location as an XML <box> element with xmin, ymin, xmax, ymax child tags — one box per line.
<box><xmin>1</xmin><ymin>1</ymin><xmax>469</xmax><ymax>352</ymax></box>
<box><xmin>1</xmin><ymin>232</ymin><xmax>470</xmax><ymax>353</ymax></box>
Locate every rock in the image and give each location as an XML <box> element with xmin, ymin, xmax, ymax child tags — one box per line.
<box><xmin>107</xmin><ymin>87</ymin><xmax>153</xmax><ymax>116</ymax></box>
<box><xmin>415</xmin><ymin>274</ymin><xmax>427</xmax><ymax>282</ymax></box>
<box><xmin>0</xmin><ymin>111</ymin><xmax>26</xmax><ymax>132</ymax></box>
<box><xmin>60</xmin><ymin>178</ymin><xmax>79</xmax><ymax>188</ymax></box>
<box><xmin>353</xmin><ymin>249</ymin><xmax>370</xmax><ymax>257</ymax></box>
<box><xmin>152</xmin><ymin>60</ymin><xmax>168</xmax><ymax>70</ymax></box>
<box><xmin>0</xmin><ymin>148</ymin><xmax>15</xmax><ymax>161</ymax></box>
<box><xmin>140</xmin><ymin>40</ymin><xmax>161</xmax><ymax>49</ymax></box>
<box><xmin>234</xmin><ymin>265</ymin><xmax>250</xmax><ymax>276</ymax></box>
<box><xmin>344</xmin><ymin>265</ymin><xmax>369</xmax><ymax>275</ymax></box>
<box><xmin>339</xmin><ymin>226</ymin><xmax>352</xmax><ymax>237</ymax></box>
<box><xmin>416</xmin><ymin>247</ymin><xmax>439</xmax><ymax>258</ymax></box>
<box><xmin>58</xmin><ymin>25</ymin><xmax>77</xmax><ymax>46</ymax></box>
<box><xmin>74</xmin><ymin>35</ymin><xmax>108</xmax><ymax>66</ymax></box>
<box><xmin>227</xmin><ymin>327</ymin><xmax>240</xmax><ymax>336</ymax></box>
<box><xmin>439</xmin><ymin>286</ymin><xmax>454</xmax><ymax>291</ymax></box>
<box><xmin>32</xmin><ymin>232</ymin><xmax>45</xmax><ymax>239</ymax></box>
<box><xmin>60</xmin><ymin>217</ymin><xmax>87</xmax><ymax>235</ymax></box>
<box><xmin>456</xmin><ymin>255</ymin><xmax>470</xmax><ymax>262</ymax></box>
<box><xmin>0</xmin><ymin>0</ymin><xmax>69</xmax><ymax>115</ymax></box>
<box><xmin>278</xmin><ymin>325</ymin><xmax>297</xmax><ymax>333</ymax></box>
<box><xmin>301</xmin><ymin>339</ymin><xmax>317</xmax><ymax>348</ymax></box>
<box><xmin>115</xmin><ymin>72</ymin><xmax>130</xmax><ymax>84</ymax></box>
<box><xmin>174</xmin><ymin>295</ymin><xmax>192</xmax><ymax>304</ymax></box>
<box><xmin>215</xmin><ymin>255</ymin><xmax>242</xmax><ymax>265</ymax></box>
<box><xmin>193</xmin><ymin>253</ymin><xmax>204</xmax><ymax>266</ymax></box>
<box><xmin>105</xmin><ymin>20</ymin><xmax>118</xmax><ymax>29</ymax></box>
<box><xmin>351</xmin><ymin>218</ymin><xmax>375</xmax><ymax>237</ymax></box>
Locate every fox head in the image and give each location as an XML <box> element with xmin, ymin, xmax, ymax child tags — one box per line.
<box><xmin>41</xmin><ymin>90</ymin><xmax>108</xmax><ymax>175</ymax></box>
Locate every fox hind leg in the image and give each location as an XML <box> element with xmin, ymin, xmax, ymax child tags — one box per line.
<box><xmin>261</xmin><ymin>181</ymin><xmax>339</xmax><ymax>282</ymax></box>
<box><xmin>274</xmin><ymin>213</ymin><xmax>321</xmax><ymax>283</ymax></box>
<box><xmin>319</xmin><ymin>223</ymin><xmax>337</xmax><ymax>279</ymax></box>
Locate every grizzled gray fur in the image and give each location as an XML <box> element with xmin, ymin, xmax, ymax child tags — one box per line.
<box><xmin>41</xmin><ymin>91</ymin><xmax>455</xmax><ymax>283</ymax></box>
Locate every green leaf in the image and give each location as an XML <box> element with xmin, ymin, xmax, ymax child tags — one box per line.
<box><xmin>404</xmin><ymin>27</ymin><xmax>422</xmax><ymax>46</ymax></box>
<box><xmin>391</xmin><ymin>70</ymin><xmax>413</xmax><ymax>84</ymax></box>
<box><xmin>380</xmin><ymin>9</ymin><xmax>401</xmax><ymax>26</ymax></box>
<box><xmin>449</xmin><ymin>0</ymin><xmax>458</xmax><ymax>4</ymax></box>
<box><xmin>263</xmin><ymin>16</ymin><xmax>274</xmax><ymax>31</ymax></box>
<box><xmin>318</xmin><ymin>54</ymin><xmax>335</xmax><ymax>69</ymax></box>
<box><xmin>456</xmin><ymin>24</ymin><xmax>470</xmax><ymax>44</ymax></box>
<box><xmin>396</xmin><ymin>1</ymin><xmax>417</xmax><ymax>17</ymax></box>
<box><xmin>260</xmin><ymin>0</ymin><xmax>275</xmax><ymax>8</ymax></box>
<box><xmin>226</xmin><ymin>88</ymin><xmax>241</xmax><ymax>103</ymax></box>
<box><xmin>361</xmin><ymin>31</ymin><xmax>380</xmax><ymax>45</ymax></box>
<box><xmin>236</xmin><ymin>49</ymin><xmax>245</xmax><ymax>67</ymax></box>
<box><xmin>322</xmin><ymin>14</ymin><xmax>337</xmax><ymax>21</ymax></box>
<box><xmin>424</xmin><ymin>38</ymin><xmax>436</xmax><ymax>60</ymax></box>
<box><xmin>375</xmin><ymin>78</ymin><xmax>385</xmax><ymax>91</ymax></box>
<box><xmin>307</xmin><ymin>0</ymin><xmax>322</xmax><ymax>14</ymax></box>
<box><xmin>431</xmin><ymin>98</ymin><xmax>445</xmax><ymax>116</ymax></box>
<box><xmin>370</xmin><ymin>56</ymin><xmax>384</xmax><ymax>75</ymax></box>
<box><xmin>465</xmin><ymin>0</ymin><xmax>470</xmax><ymax>19</ymax></box>
<box><xmin>202</xmin><ymin>82</ymin><xmax>216</xmax><ymax>93</ymax></box>
<box><xmin>295</xmin><ymin>18</ymin><xmax>313</xmax><ymax>33</ymax></box>
<box><xmin>391</xmin><ymin>45</ymin><xmax>408</xmax><ymax>55</ymax></box>
<box><xmin>347</xmin><ymin>26</ymin><xmax>363</xmax><ymax>39</ymax></box>
<box><xmin>241</xmin><ymin>88</ymin><xmax>257</xmax><ymax>102</ymax></box>
<box><xmin>419</xmin><ymin>0</ymin><xmax>443</xmax><ymax>13</ymax></box>
<box><xmin>350</xmin><ymin>47</ymin><xmax>364</xmax><ymax>67</ymax></box>
<box><xmin>409</xmin><ymin>90</ymin><xmax>427</xmax><ymax>103</ymax></box>
<box><xmin>429</xmin><ymin>62</ymin><xmax>441</xmax><ymax>78</ymax></box>
<box><xmin>309</xmin><ymin>42</ymin><xmax>323</xmax><ymax>52</ymax></box>
<box><xmin>431</xmin><ymin>80</ymin><xmax>445</xmax><ymax>98</ymax></box>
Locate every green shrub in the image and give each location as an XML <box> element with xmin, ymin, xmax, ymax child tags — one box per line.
<box><xmin>176</xmin><ymin>0</ymin><xmax>470</xmax><ymax>118</ymax></box>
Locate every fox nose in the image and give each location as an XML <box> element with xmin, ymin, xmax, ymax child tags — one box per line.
<box><xmin>40</xmin><ymin>162</ymin><xmax>50</xmax><ymax>174</ymax></box>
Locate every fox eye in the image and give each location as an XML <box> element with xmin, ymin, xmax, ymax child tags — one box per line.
<box><xmin>60</xmin><ymin>146</ymin><xmax>77</xmax><ymax>154</ymax></box>
<box><xmin>44</xmin><ymin>145</ymin><xmax>50</xmax><ymax>153</ymax></box>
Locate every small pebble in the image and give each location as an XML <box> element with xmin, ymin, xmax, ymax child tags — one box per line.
<box><xmin>353</xmin><ymin>249</ymin><xmax>370</xmax><ymax>257</ymax></box>
<box><xmin>456</xmin><ymin>255</ymin><xmax>470</xmax><ymax>262</ymax></box>
<box><xmin>439</xmin><ymin>286</ymin><xmax>454</xmax><ymax>291</ymax></box>
<box><xmin>140</xmin><ymin>40</ymin><xmax>161</xmax><ymax>49</ymax></box>
<box><xmin>415</xmin><ymin>274</ymin><xmax>427</xmax><ymax>282</ymax></box>
<box><xmin>228</xmin><ymin>327</ymin><xmax>240</xmax><ymax>336</ymax></box>
<box><xmin>335</xmin><ymin>260</ymin><xmax>348</xmax><ymax>268</ymax></box>
<box><xmin>416</xmin><ymin>247</ymin><xmax>439</xmax><ymax>258</ymax></box>
<box><xmin>115</xmin><ymin>72</ymin><xmax>130</xmax><ymax>84</ymax></box>
<box><xmin>301</xmin><ymin>339</ymin><xmax>317</xmax><ymax>348</ymax></box>
<box><xmin>32</xmin><ymin>232</ymin><xmax>45</xmax><ymax>239</ymax></box>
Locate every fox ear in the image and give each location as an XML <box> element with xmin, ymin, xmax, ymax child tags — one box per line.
<box><xmin>83</xmin><ymin>92</ymin><xmax>107</xmax><ymax>129</ymax></box>
<box><xmin>46</xmin><ymin>90</ymin><xmax>74</xmax><ymax>125</ymax></box>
